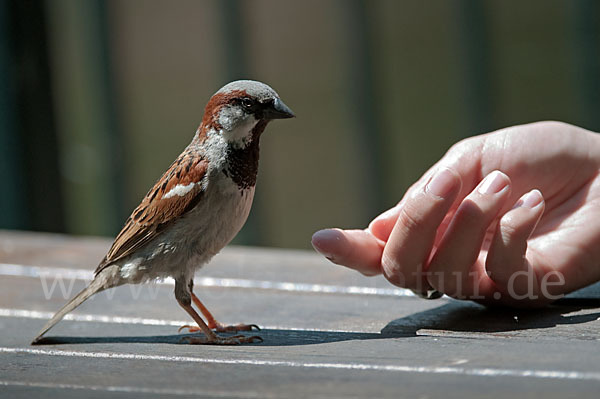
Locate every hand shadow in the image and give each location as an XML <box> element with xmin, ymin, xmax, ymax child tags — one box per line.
<box><xmin>382</xmin><ymin>295</ymin><xmax>600</xmax><ymax>337</ymax></box>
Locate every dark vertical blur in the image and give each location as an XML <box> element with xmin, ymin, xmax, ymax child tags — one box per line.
<box><xmin>456</xmin><ymin>0</ymin><xmax>495</xmax><ymax>136</ymax></box>
<box><xmin>44</xmin><ymin>0</ymin><xmax>125</xmax><ymax>236</ymax></box>
<box><xmin>91</xmin><ymin>0</ymin><xmax>127</xmax><ymax>229</ymax></box>
<box><xmin>341</xmin><ymin>0</ymin><xmax>385</xmax><ymax>214</ymax></box>
<box><xmin>572</xmin><ymin>0</ymin><xmax>600</xmax><ymax>133</ymax></box>
<box><xmin>0</xmin><ymin>0</ymin><xmax>65</xmax><ymax>231</ymax></box>
<box><xmin>218</xmin><ymin>0</ymin><xmax>248</xmax><ymax>81</ymax></box>
<box><xmin>0</xmin><ymin>0</ymin><xmax>23</xmax><ymax>229</ymax></box>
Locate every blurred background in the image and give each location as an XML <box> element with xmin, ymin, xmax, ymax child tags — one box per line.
<box><xmin>1</xmin><ymin>0</ymin><xmax>599</xmax><ymax>249</ymax></box>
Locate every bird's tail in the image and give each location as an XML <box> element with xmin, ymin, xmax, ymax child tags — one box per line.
<box><xmin>31</xmin><ymin>267</ymin><xmax>117</xmax><ymax>344</ymax></box>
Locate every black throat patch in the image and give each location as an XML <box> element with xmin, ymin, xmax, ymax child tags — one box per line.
<box><xmin>222</xmin><ymin>120</ymin><xmax>269</xmax><ymax>190</ymax></box>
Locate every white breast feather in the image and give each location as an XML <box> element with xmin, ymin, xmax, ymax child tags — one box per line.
<box><xmin>117</xmin><ymin>122</ymin><xmax>258</xmax><ymax>284</ymax></box>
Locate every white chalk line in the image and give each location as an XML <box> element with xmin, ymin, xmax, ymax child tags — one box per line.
<box><xmin>0</xmin><ymin>379</ymin><xmax>267</xmax><ymax>398</ymax></box>
<box><xmin>0</xmin><ymin>308</ymin><xmax>363</xmax><ymax>334</ymax></box>
<box><xmin>0</xmin><ymin>308</ymin><xmax>186</xmax><ymax>327</ymax></box>
<box><xmin>1</xmin><ymin>346</ymin><xmax>599</xmax><ymax>381</ymax></box>
<box><xmin>0</xmin><ymin>262</ymin><xmax>417</xmax><ymax>298</ymax></box>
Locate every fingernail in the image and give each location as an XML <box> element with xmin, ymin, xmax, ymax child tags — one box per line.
<box><xmin>311</xmin><ymin>242</ymin><xmax>335</xmax><ymax>260</ymax></box>
<box><xmin>311</xmin><ymin>229</ymin><xmax>341</xmax><ymax>259</ymax></box>
<box><xmin>426</xmin><ymin>168</ymin><xmax>459</xmax><ymax>199</ymax></box>
<box><xmin>514</xmin><ymin>189</ymin><xmax>544</xmax><ymax>209</ymax></box>
<box><xmin>478</xmin><ymin>170</ymin><xmax>509</xmax><ymax>195</ymax></box>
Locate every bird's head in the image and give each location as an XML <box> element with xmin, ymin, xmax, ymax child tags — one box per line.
<box><xmin>200</xmin><ymin>80</ymin><xmax>294</xmax><ymax>147</ymax></box>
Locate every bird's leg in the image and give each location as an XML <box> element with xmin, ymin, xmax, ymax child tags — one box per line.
<box><xmin>178</xmin><ymin>292</ymin><xmax>260</xmax><ymax>333</ymax></box>
<box><xmin>175</xmin><ymin>279</ymin><xmax>261</xmax><ymax>345</ymax></box>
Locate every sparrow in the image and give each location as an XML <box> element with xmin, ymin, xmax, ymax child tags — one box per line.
<box><xmin>32</xmin><ymin>80</ymin><xmax>294</xmax><ymax>345</ymax></box>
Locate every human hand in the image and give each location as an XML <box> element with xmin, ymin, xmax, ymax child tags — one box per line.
<box><xmin>312</xmin><ymin>121</ymin><xmax>600</xmax><ymax>307</ymax></box>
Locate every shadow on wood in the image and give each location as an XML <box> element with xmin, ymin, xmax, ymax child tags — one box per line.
<box><xmin>382</xmin><ymin>298</ymin><xmax>600</xmax><ymax>337</ymax></box>
<box><xmin>30</xmin><ymin>328</ymin><xmax>392</xmax><ymax>347</ymax></box>
<box><xmin>29</xmin><ymin>282</ymin><xmax>600</xmax><ymax>346</ymax></box>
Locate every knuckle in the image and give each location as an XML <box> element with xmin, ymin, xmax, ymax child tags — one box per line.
<box><xmin>452</xmin><ymin>199</ymin><xmax>485</xmax><ymax>231</ymax></box>
<box><xmin>381</xmin><ymin>252</ymin><xmax>407</xmax><ymax>287</ymax></box>
<box><xmin>499</xmin><ymin>212</ymin><xmax>527</xmax><ymax>242</ymax></box>
<box><xmin>536</xmin><ymin>120</ymin><xmax>570</xmax><ymax>131</ymax></box>
<box><xmin>427</xmin><ymin>258</ymin><xmax>476</xmax><ymax>298</ymax></box>
<box><xmin>427</xmin><ymin>270</ymin><xmax>467</xmax><ymax>298</ymax></box>
<box><xmin>358</xmin><ymin>268</ymin><xmax>380</xmax><ymax>277</ymax></box>
<box><xmin>447</xmin><ymin>137</ymin><xmax>470</xmax><ymax>156</ymax></box>
<box><xmin>397</xmin><ymin>202</ymin><xmax>428</xmax><ymax>234</ymax></box>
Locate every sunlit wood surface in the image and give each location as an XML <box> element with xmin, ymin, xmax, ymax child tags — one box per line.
<box><xmin>1</xmin><ymin>230</ymin><xmax>599</xmax><ymax>398</ymax></box>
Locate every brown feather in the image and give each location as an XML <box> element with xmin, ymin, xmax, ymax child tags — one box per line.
<box><xmin>95</xmin><ymin>88</ymin><xmax>256</xmax><ymax>275</ymax></box>
<box><xmin>95</xmin><ymin>151</ymin><xmax>209</xmax><ymax>274</ymax></box>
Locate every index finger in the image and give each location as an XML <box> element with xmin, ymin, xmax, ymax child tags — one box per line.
<box><xmin>381</xmin><ymin>168</ymin><xmax>462</xmax><ymax>290</ymax></box>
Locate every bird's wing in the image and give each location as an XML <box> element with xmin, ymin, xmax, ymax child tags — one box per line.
<box><xmin>95</xmin><ymin>152</ymin><xmax>209</xmax><ymax>274</ymax></box>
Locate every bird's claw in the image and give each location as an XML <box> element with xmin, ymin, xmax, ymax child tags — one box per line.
<box><xmin>180</xmin><ymin>334</ymin><xmax>263</xmax><ymax>345</ymax></box>
<box><xmin>215</xmin><ymin>323</ymin><xmax>261</xmax><ymax>332</ymax></box>
<box><xmin>178</xmin><ymin>324</ymin><xmax>195</xmax><ymax>333</ymax></box>
<box><xmin>179</xmin><ymin>323</ymin><xmax>261</xmax><ymax>333</ymax></box>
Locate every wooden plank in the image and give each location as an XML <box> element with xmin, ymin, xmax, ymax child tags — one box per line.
<box><xmin>1</xmin><ymin>230</ymin><xmax>600</xmax><ymax>398</ymax></box>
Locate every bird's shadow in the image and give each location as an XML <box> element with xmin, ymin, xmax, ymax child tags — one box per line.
<box><xmin>32</xmin><ymin>329</ymin><xmax>385</xmax><ymax>347</ymax></box>
<box><xmin>33</xmin><ymin>288</ymin><xmax>600</xmax><ymax>347</ymax></box>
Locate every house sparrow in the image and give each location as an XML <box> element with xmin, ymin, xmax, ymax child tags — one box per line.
<box><xmin>32</xmin><ymin>80</ymin><xmax>294</xmax><ymax>345</ymax></box>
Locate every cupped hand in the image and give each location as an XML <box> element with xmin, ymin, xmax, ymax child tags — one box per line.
<box><xmin>312</xmin><ymin>121</ymin><xmax>600</xmax><ymax>306</ymax></box>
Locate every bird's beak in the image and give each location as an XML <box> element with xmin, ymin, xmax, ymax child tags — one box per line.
<box><xmin>263</xmin><ymin>98</ymin><xmax>295</xmax><ymax>120</ymax></box>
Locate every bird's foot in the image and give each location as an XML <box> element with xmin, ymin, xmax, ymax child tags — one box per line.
<box><xmin>179</xmin><ymin>323</ymin><xmax>260</xmax><ymax>333</ymax></box>
<box><xmin>180</xmin><ymin>334</ymin><xmax>263</xmax><ymax>345</ymax></box>
<box><xmin>214</xmin><ymin>323</ymin><xmax>261</xmax><ymax>333</ymax></box>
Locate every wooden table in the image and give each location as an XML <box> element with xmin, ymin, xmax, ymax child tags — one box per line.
<box><xmin>1</xmin><ymin>230</ymin><xmax>599</xmax><ymax>398</ymax></box>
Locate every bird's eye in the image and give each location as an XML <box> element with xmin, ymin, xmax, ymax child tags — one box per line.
<box><xmin>241</xmin><ymin>98</ymin><xmax>254</xmax><ymax>110</ymax></box>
